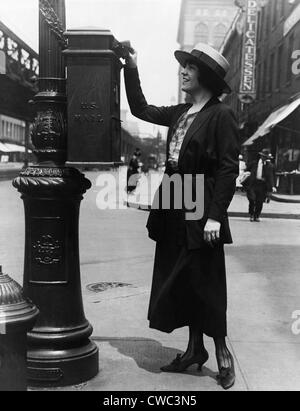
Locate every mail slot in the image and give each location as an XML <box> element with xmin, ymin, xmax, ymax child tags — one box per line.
<box><xmin>64</xmin><ymin>28</ymin><xmax>123</xmax><ymax>165</ymax></box>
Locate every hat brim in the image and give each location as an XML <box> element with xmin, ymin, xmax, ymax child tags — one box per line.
<box><xmin>175</xmin><ymin>50</ymin><xmax>231</xmax><ymax>94</ymax></box>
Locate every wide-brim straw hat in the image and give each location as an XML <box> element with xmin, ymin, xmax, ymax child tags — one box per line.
<box><xmin>174</xmin><ymin>43</ymin><xmax>231</xmax><ymax>94</ymax></box>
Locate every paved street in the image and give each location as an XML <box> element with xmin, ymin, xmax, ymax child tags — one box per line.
<box><xmin>1</xmin><ymin>171</ymin><xmax>300</xmax><ymax>391</ymax></box>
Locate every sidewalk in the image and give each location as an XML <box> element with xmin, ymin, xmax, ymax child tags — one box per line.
<box><xmin>16</xmin><ymin>170</ymin><xmax>298</xmax><ymax>392</ymax></box>
<box><xmin>124</xmin><ymin>169</ymin><xmax>300</xmax><ymax>219</ymax></box>
<box><xmin>1</xmin><ymin>170</ymin><xmax>299</xmax><ymax>391</ymax></box>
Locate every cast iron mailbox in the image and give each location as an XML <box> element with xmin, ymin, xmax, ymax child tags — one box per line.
<box><xmin>64</xmin><ymin>29</ymin><xmax>123</xmax><ymax>165</ymax></box>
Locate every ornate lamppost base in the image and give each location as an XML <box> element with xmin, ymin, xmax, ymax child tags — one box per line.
<box><xmin>27</xmin><ymin>340</ymin><xmax>99</xmax><ymax>387</ymax></box>
<box><xmin>13</xmin><ymin>166</ymin><xmax>99</xmax><ymax>388</ymax></box>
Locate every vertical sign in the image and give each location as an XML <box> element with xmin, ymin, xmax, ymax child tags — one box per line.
<box><xmin>239</xmin><ymin>0</ymin><xmax>258</xmax><ymax>103</ymax></box>
<box><xmin>0</xmin><ymin>50</ymin><xmax>6</xmax><ymax>74</ymax></box>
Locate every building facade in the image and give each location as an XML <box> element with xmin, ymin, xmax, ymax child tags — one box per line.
<box><xmin>0</xmin><ymin>114</ymin><xmax>26</xmax><ymax>145</ymax></box>
<box><xmin>0</xmin><ymin>20</ymin><xmax>38</xmax><ymax>163</ymax></box>
<box><xmin>221</xmin><ymin>0</ymin><xmax>300</xmax><ymax>194</ymax></box>
<box><xmin>177</xmin><ymin>0</ymin><xmax>238</xmax><ymax>102</ymax></box>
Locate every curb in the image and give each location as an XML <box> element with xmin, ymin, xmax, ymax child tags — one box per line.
<box><xmin>270</xmin><ymin>194</ymin><xmax>300</xmax><ymax>204</ymax></box>
<box><xmin>0</xmin><ymin>169</ymin><xmax>22</xmax><ymax>181</ymax></box>
<box><xmin>228</xmin><ymin>211</ymin><xmax>300</xmax><ymax>220</ymax></box>
<box><xmin>125</xmin><ymin>201</ymin><xmax>300</xmax><ymax>220</ymax></box>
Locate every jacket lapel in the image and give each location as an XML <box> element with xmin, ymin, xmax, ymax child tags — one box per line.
<box><xmin>178</xmin><ymin>98</ymin><xmax>220</xmax><ymax>163</ymax></box>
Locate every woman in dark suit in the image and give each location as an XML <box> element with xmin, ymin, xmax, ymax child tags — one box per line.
<box><xmin>124</xmin><ymin>43</ymin><xmax>240</xmax><ymax>390</ymax></box>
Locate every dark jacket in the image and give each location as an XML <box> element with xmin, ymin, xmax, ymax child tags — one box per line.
<box><xmin>245</xmin><ymin>160</ymin><xmax>275</xmax><ymax>192</ymax></box>
<box><xmin>124</xmin><ymin>67</ymin><xmax>240</xmax><ymax>250</ymax></box>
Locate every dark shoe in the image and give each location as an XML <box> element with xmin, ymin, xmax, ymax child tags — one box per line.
<box><xmin>254</xmin><ymin>216</ymin><xmax>261</xmax><ymax>222</ymax></box>
<box><xmin>217</xmin><ymin>352</ymin><xmax>235</xmax><ymax>390</ymax></box>
<box><xmin>161</xmin><ymin>350</ymin><xmax>209</xmax><ymax>373</ymax></box>
<box><xmin>250</xmin><ymin>215</ymin><xmax>255</xmax><ymax>222</ymax></box>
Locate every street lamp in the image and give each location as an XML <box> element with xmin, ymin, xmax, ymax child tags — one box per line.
<box><xmin>13</xmin><ymin>0</ymin><xmax>98</xmax><ymax>387</ymax></box>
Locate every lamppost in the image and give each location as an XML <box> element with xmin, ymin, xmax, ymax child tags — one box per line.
<box><xmin>13</xmin><ymin>0</ymin><xmax>98</xmax><ymax>387</ymax></box>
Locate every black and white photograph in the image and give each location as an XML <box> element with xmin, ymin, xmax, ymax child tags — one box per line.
<box><xmin>0</xmin><ymin>0</ymin><xmax>300</xmax><ymax>395</ymax></box>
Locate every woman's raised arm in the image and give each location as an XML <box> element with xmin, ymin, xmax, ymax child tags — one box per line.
<box><xmin>124</xmin><ymin>50</ymin><xmax>177</xmax><ymax>127</ymax></box>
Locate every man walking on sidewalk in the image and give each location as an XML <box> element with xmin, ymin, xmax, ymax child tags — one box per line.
<box><xmin>244</xmin><ymin>149</ymin><xmax>277</xmax><ymax>222</ymax></box>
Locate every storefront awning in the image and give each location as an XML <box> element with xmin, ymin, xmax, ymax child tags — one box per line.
<box><xmin>243</xmin><ymin>97</ymin><xmax>300</xmax><ymax>146</ymax></box>
<box><xmin>4</xmin><ymin>143</ymin><xmax>25</xmax><ymax>152</ymax></box>
<box><xmin>2</xmin><ymin>143</ymin><xmax>32</xmax><ymax>153</ymax></box>
<box><xmin>0</xmin><ymin>142</ymin><xmax>10</xmax><ymax>152</ymax></box>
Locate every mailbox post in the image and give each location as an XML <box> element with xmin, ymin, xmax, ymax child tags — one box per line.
<box><xmin>64</xmin><ymin>28</ymin><xmax>123</xmax><ymax>167</ymax></box>
<box><xmin>13</xmin><ymin>0</ymin><xmax>99</xmax><ymax>387</ymax></box>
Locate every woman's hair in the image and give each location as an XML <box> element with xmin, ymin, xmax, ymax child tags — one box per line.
<box><xmin>185</xmin><ymin>59</ymin><xmax>224</xmax><ymax>97</ymax></box>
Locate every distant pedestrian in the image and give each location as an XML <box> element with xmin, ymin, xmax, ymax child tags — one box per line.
<box><xmin>244</xmin><ymin>149</ymin><xmax>277</xmax><ymax>222</ymax></box>
<box><xmin>127</xmin><ymin>148</ymin><xmax>141</xmax><ymax>194</ymax></box>
<box><xmin>236</xmin><ymin>154</ymin><xmax>247</xmax><ymax>191</ymax></box>
<box><xmin>124</xmin><ymin>42</ymin><xmax>239</xmax><ymax>389</ymax></box>
<box><xmin>265</xmin><ymin>153</ymin><xmax>276</xmax><ymax>203</ymax></box>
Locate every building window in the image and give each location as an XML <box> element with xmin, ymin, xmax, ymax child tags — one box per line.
<box><xmin>286</xmin><ymin>33</ymin><xmax>294</xmax><ymax>83</ymax></box>
<box><xmin>260</xmin><ymin>6</ymin><xmax>265</xmax><ymax>41</ymax></box>
<box><xmin>7</xmin><ymin>123</ymin><xmax>12</xmax><ymax>138</ymax></box>
<box><xmin>276</xmin><ymin>44</ymin><xmax>283</xmax><ymax>89</ymax></box>
<box><xmin>272</xmin><ymin>0</ymin><xmax>278</xmax><ymax>27</ymax></box>
<box><xmin>194</xmin><ymin>23</ymin><xmax>209</xmax><ymax>45</ymax></box>
<box><xmin>213</xmin><ymin>23</ymin><xmax>227</xmax><ymax>49</ymax></box>
<box><xmin>257</xmin><ymin>10</ymin><xmax>262</xmax><ymax>40</ymax></box>
<box><xmin>263</xmin><ymin>59</ymin><xmax>268</xmax><ymax>96</ymax></box>
<box><xmin>257</xmin><ymin>63</ymin><xmax>261</xmax><ymax>99</ymax></box>
<box><xmin>265</xmin><ymin>2</ymin><xmax>271</xmax><ymax>37</ymax></box>
<box><xmin>260</xmin><ymin>63</ymin><xmax>264</xmax><ymax>99</ymax></box>
<box><xmin>280</xmin><ymin>0</ymin><xmax>285</xmax><ymax>17</ymax></box>
<box><xmin>269</xmin><ymin>53</ymin><xmax>275</xmax><ymax>92</ymax></box>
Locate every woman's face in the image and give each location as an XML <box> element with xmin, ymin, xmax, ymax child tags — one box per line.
<box><xmin>181</xmin><ymin>62</ymin><xmax>202</xmax><ymax>95</ymax></box>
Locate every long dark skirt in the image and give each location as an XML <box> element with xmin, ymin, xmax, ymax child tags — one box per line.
<box><xmin>147</xmin><ymin>236</ymin><xmax>227</xmax><ymax>337</ymax></box>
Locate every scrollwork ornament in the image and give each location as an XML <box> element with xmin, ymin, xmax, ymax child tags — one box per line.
<box><xmin>40</xmin><ymin>0</ymin><xmax>67</xmax><ymax>48</ymax></box>
<box><xmin>31</xmin><ymin>108</ymin><xmax>67</xmax><ymax>150</ymax></box>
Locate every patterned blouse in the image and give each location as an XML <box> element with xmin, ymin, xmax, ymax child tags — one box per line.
<box><xmin>168</xmin><ymin>110</ymin><xmax>198</xmax><ymax>166</ymax></box>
